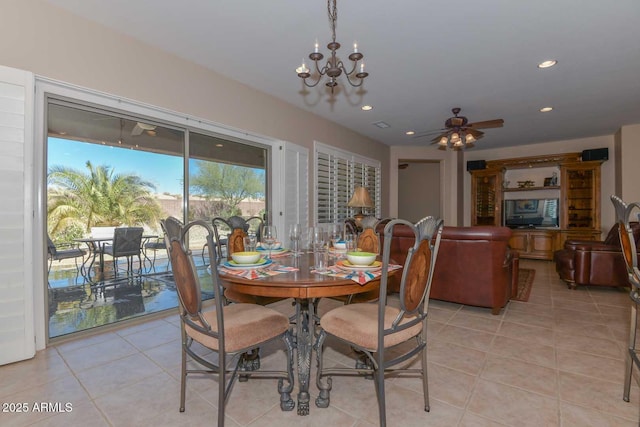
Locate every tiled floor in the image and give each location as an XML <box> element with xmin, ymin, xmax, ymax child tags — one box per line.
<box><xmin>2</xmin><ymin>259</ymin><xmax>640</xmax><ymax>426</ymax></box>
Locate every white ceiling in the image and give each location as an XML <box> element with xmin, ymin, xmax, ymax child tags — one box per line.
<box><xmin>45</xmin><ymin>0</ymin><xmax>640</xmax><ymax>150</ymax></box>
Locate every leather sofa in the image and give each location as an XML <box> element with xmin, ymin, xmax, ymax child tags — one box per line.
<box><xmin>376</xmin><ymin>223</ymin><xmax>519</xmax><ymax>315</ymax></box>
<box><xmin>554</xmin><ymin>222</ymin><xmax>640</xmax><ymax>289</ymax></box>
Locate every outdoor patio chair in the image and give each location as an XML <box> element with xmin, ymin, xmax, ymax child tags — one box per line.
<box><xmin>47</xmin><ymin>234</ymin><xmax>87</xmax><ymax>281</ymax></box>
<box><xmin>101</xmin><ymin>227</ymin><xmax>144</xmax><ymax>277</ymax></box>
<box><xmin>315</xmin><ymin>216</ymin><xmax>444</xmax><ymax>427</ymax></box>
<box><xmin>143</xmin><ymin>237</ymin><xmax>168</xmax><ymax>273</ymax></box>
<box><xmin>162</xmin><ymin>216</ymin><xmax>295</xmax><ymax>425</ymax></box>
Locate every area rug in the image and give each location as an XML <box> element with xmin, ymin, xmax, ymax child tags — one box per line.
<box><xmin>512</xmin><ymin>268</ymin><xmax>535</xmax><ymax>302</ymax></box>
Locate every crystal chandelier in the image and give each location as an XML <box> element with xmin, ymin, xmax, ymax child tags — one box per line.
<box><xmin>295</xmin><ymin>0</ymin><xmax>369</xmax><ymax>93</ymax></box>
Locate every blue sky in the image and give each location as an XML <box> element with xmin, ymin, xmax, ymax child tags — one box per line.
<box><xmin>48</xmin><ymin>137</ymin><xmax>184</xmax><ymax>194</ymax></box>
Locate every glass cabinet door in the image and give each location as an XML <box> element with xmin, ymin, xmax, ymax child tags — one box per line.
<box><xmin>561</xmin><ymin>162</ymin><xmax>601</xmax><ymax>230</ymax></box>
<box><xmin>471</xmin><ymin>169</ymin><xmax>502</xmax><ymax>226</ymax></box>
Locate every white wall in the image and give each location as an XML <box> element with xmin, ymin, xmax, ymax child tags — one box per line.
<box><xmin>398</xmin><ymin>161</ymin><xmax>441</xmax><ymax>222</ymax></box>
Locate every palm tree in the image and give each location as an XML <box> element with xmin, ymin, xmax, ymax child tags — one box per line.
<box><xmin>47</xmin><ymin>161</ymin><xmax>162</xmax><ymax>236</ymax></box>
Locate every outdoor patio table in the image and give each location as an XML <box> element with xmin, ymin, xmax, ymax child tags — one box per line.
<box><xmin>75</xmin><ymin>235</ymin><xmax>158</xmax><ymax>280</ymax></box>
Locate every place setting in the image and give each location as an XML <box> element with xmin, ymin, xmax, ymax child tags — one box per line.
<box><xmin>313</xmin><ymin>250</ymin><xmax>402</xmax><ymax>285</ymax></box>
<box><xmin>218</xmin><ymin>225</ymin><xmax>298</xmax><ymax>279</ymax></box>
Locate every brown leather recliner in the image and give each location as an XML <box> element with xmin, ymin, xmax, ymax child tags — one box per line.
<box><xmin>376</xmin><ymin>223</ymin><xmax>518</xmax><ymax>315</ymax></box>
<box><xmin>554</xmin><ymin>222</ymin><xmax>640</xmax><ymax>289</ymax></box>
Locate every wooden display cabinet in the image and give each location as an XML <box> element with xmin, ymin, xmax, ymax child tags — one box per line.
<box><xmin>470</xmin><ymin>168</ymin><xmax>502</xmax><ymax>226</ymax></box>
<box><xmin>469</xmin><ymin>153</ymin><xmax>603</xmax><ymax>260</ymax></box>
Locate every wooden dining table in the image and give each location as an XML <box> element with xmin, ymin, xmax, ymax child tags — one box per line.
<box><xmin>218</xmin><ymin>251</ymin><xmax>393</xmax><ymax>416</ymax></box>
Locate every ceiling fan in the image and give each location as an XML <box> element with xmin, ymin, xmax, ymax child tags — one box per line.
<box><xmin>131</xmin><ymin>122</ymin><xmax>157</xmax><ymax>136</ymax></box>
<box><xmin>414</xmin><ymin>107</ymin><xmax>504</xmax><ymax>150</ymax></box>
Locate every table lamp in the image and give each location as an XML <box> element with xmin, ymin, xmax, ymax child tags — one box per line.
<box><xmin>347</xmin><ymin>186</ymin><xmax>374</xmax><ymax>227</ymax></box>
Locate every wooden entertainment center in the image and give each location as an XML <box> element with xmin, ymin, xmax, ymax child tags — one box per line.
<box><xmin>470</xmin><ymin>152</ymin><xmax>603</xmax><ymax>260</ymax></box>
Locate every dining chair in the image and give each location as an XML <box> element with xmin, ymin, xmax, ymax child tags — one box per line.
<box><xmin>101</xmin><ymin>227</ymin><xmax>144</xmax><ymax>277</ymax></box>
<box><xmin>161</xmin><ymin>216</ymin><xmax>295</xmax><ymax>425</ymax></box>
<box><xmin>612</xmin><ymin>196</ymin><xmax>640</xmax><ymax>409</ymax></box>
<box><xmin>315</xmin><ymin>216</ymin><xmax>444</xmax><ymax>427</ymax></box>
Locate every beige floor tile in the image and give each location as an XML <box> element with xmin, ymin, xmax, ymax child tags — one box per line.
<box><xmin>559</xmin><ymin>401</ymin><xmax>638</xmax><ymax>426</ymax></box>
<box><xmin>121</xmin><ymin>321</ymin><xmax>181</xmax><ymax>351</ymax></box>
<box><xmin>558</xmin><ymin>371</ymin><xmax>640</xmax><ymax>421</ymax></box>
<box><xmin>481</xmin><ymin>354</ymin><xmax>557</xmax><ymax>397</ymax></box>
<box><xmin>433</xmin><ymin>324</ymin><xmax>495</xmax><ymax>352</ymax></box>
<box><xmin>75</xmin><ymin>352</ymin><xmax>164</xmax><ymax>398</ymax></box>
<box><xmin>489</xmin><ymin>335</ymin><xmax>556</xmax><ymax>369</ymax></box>
<box><xmin>448</xmin><ymin>311</ymin><xmax>502</xmax><ymax>333</ymax></box>
<box><xmin>466</xmin><ymin>379</ymin><xmax>559</xmax><ymax>426</ymax></box>
<box><xmin>555</xmin><ymin>332</ymin><xmax>625</xmax><ymax>359</ymax></box>
<box><xmin>458</xmin><ymin>412</ymin><xmax>510</xmax><ymax>427</ymax></box>
<box><xmin>428</xmin><ymin>340</ymin><xmax>487</xmax><ymax>375</ymax></box>
<box><xmin>502</xmin><ymin>309</ymin><xmax>555</xmax><ymax>329</ymax></box>
<box><xmin>498</xmin><ymin>320</ymin><xmax>554</xmax><ymax>347</ymax></box>
<box><xmin>27</xmin><ymin>401</ymin><xmax>110</xmax><ymax>427</ymax></box>
<box><xmin>0</xmin><ymin>350</ymin><xmax>71</xmax><ymax>399</ymax></box>
<box><xmin>557</xmin><ymin>348</ymin><xmax>626</xmax><ymax>383</ymax></box>
<box><xmin>56</xmin><ymin>335</ymin><xmax>139</xmax><ymax>373</ymax></box>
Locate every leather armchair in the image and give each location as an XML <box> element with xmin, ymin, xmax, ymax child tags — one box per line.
<box><xmin>554</xmin><ymin>222</ymin><xmax>640</xmax><ymax>289</ymax></box>
<box><xmin>377</xmin><ymin>223</ymin><xmax>518</xmax><ymax>314</ymax></box>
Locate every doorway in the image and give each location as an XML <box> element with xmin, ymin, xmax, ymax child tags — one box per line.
<box><xmin>397</xmin><ymin>160</ymin><xmax>441</xmax><ymax>222</ymax></box>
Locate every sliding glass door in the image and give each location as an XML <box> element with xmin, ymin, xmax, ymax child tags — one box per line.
<box><xmin>46</xmin><ymin>99</ymin><xmax>268</xmax><ymax>339</ymax></box>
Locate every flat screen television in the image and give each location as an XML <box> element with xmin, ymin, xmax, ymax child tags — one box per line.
<box><xmin>503</xmin><ymin>198</ymin><xmax>559</xmax><ymax>228</ymax></box>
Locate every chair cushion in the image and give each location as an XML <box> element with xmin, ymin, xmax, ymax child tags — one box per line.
<box><xmin>185</xmin><ymin>303</ymin><xmax>289</xmax><ymax>353</ymax></box>
<box><xmin>320</xmin><ymin>303</ymin><xmax>422</xmax><ymax>351</ymax></box>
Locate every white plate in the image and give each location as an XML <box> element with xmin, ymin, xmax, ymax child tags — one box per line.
<box><xmin>223</xmin><ymin>258</ymin><xmax>272</xmax><ymax>269</ymax></box>
<box><xmin>336</xmin><ymin>260</ymin><xmax>382</xmax><ymax>271</ymax></box>
<box><xmin>256</xmin><ymin>247</ymin><xmax>288</xmax><ymax>254</ymax></box>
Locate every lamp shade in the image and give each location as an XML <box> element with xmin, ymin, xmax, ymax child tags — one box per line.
<box><xmin>347</xmin><ymin>186</ymin><xmax>374</xmax><ymax>208</ymax></box>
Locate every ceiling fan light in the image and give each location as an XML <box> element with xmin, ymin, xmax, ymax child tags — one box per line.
<box><xmin>450</xmin><ymin>132</ymin><xmax>461</xmax><ymax>143</ymax></box>
<box><xmin>438</xmin><ymin>136</ymin><xmax>448</xmax><ymax>146</ymax></box>
<box><xmin>453</xmin><ymin>139</ymin><xmax>464</xmax><ymax>148</ymax></box>
<box><xmin>465</xmin><ymin>134</ymin><xmax>476</xmax><ymax>144</ymax></box>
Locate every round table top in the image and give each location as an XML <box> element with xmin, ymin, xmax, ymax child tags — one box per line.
<box><xmin>219</xmin><ymin>252</ymin><xmax>388</xmax><ymax>299</ymax></box>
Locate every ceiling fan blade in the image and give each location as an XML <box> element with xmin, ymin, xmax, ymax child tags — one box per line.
<box><xmin>467</xmin><ymin>119</ymin><xmax>504</xmax><ymax>129</ymax></box>
<box><xmin>412</xmin><ymin>128</ymin><xmax>445</xmax><ymax>138</ymax></box>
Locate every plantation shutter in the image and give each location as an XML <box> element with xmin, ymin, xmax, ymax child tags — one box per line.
<box><xmin>282</xmin><ymin>141</ymin><xmax>309</xmax><ymax>231</ymax></box>
<box><xmin>0</xmin><ymin>65</ymin><xmax>35</xmax><ymax>365</ymax></box>
<box><xmin>314</xmin><ymin>142</ymin><xmax>381</xmax><ymax>225</ymax></box>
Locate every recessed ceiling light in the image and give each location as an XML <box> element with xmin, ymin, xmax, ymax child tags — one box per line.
<box><xmin>215</xmin><ymin>143</ymin><xmax>224</xmax><ymax>147</ymax></box>
<box><xmin>540</xmin><ymin>107</ymin><xmax>553</xmax><ymax>112</ymax></box>
<box><xmin>361</xmin><ymin>105</ymin><xmax>373</xmax><ymax>111</ymax></box>
<box><xmin>405</xmin><ymin>131</ymin><xmax>415</xmax><ymax>135</ymax></box>
<box><xmin>538</xmin><ymin>60</ymin><xmax>557</xmax><ymax>69</ymax></box>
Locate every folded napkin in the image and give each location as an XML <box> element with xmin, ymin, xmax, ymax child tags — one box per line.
<box><xmin>312</xmin><ymin>263</ymin><xmax>402</xmax><ymax>285</ymax></box>
<box><xmin>219</xmin><ymin>264</ymin><xmax>298</xmax><ymax>280</ymax></box>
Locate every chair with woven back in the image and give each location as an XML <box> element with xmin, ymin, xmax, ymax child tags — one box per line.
<box><xmin>612</xmin><ymin>195</ymin><xmax>640</xmax><ymax>410</ymax></box>
<box><xmin>315</xmin><ymin>216</ymin><xmax>444</xmax><ymax>427</ymax></box>
<box><xmin>101</xmin><ymin>227</ymin><xmax>144</xmax><ymax>278</ymax></box>
<box><xmin>161</xmin><ymin>216</ymin><xmax>295</xmax><ymax>425</ymax></box>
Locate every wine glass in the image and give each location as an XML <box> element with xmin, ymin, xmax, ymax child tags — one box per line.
<box><xmin>328</xmin><ymin>223</ymin><xmax>343</xmax><ymax>250</ymax></box>
<box><xmin>309</xmin><ymin>226</ymin><xmax>326</xmax><ymax>252</ymax></box>
<box><xmin>289</xmin><ymin>224</ymin><xmax>302</xmax><ymax>256</ymax></box>
<box><xmin>261</xmin><ymin>225</ymin><xmax>277</xmax><ymax>260</ymax></box>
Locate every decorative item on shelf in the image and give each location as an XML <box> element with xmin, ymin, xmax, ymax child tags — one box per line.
<box><xmin>347</xmin><ymin>186</ymin><xmax>374</xmax><ymax>228</ymax></box>
<box><xmin>516</xmin><ymin>180</ymin><xmax>535</xmax><ymax>188</ymax></box>
<box><xmin>503</xmin><ymin>180</ymin><xmax>510</xmax><ymax>189</ymax></box>
<box><xmin>295</xmin><ymin>0</ymin><xmax>368</xmax><ymax>94</ymax></box>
